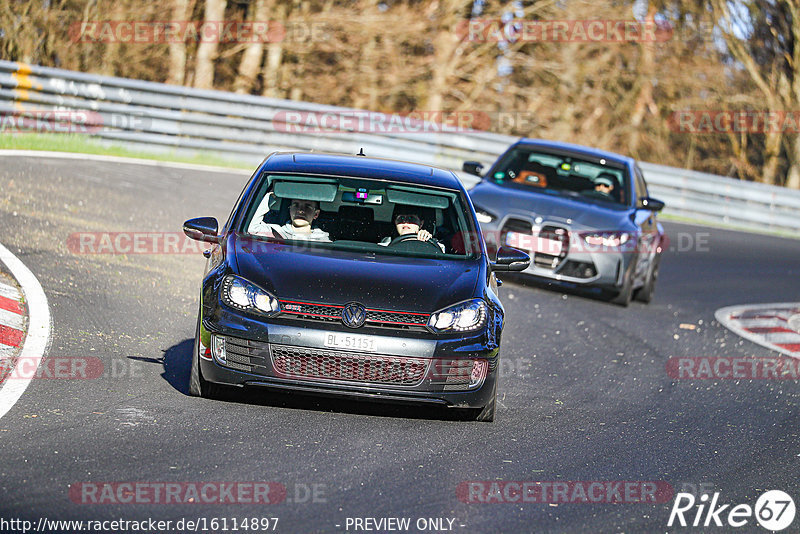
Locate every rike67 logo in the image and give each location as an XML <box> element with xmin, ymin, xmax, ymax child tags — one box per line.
<box><xmin>668</xmin><ymin>490</ymin><xmax>795</xmax><ymax>530</ymax></box>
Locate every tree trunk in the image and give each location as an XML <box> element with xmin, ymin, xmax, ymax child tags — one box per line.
<box><xmin>100</xmin><ymin>2</ymin><xmax>125</xmax><ymax>76</ymax></box>
<box><xmin>786</xmin><ymin>135</ymin><xmax>800</xmax><ymax>188</ymax></box>
<box><xmin>423</xmin><ymin>0</ymin><xmax>469</xmax><ymax>111</ymax></box>
<box><xmin>194</xmin><ymin>0</ymin><xmax>227</xmax><ymax>89</ymax></box>
<box><xmin>261</xmin><ymin>3</ymin><xmax>286</xmax><ymax>97</ymax></box>
<box><xmin>167</xmin><ymin>0</ymin><xmax>190</xmax><ymax>85</ymax></box>
<box><xmin>762</xmin><ymin>130</ymin><xmax>782</xmax><ymax>185</ymax></box>
<box><xmin>234</xmin><ymin>0</ymin><xmax>270</xmax><ymax>94</ymax></box>
<box><xmin>628</xmin><ymin>12</ymin><xmax>657</xmax><ymax>156</ymax></box>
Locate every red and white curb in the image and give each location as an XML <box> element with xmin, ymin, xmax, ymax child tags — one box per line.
<box><xmin>715</xmin><ymin>303</ymin><xmax>800</xmax><ymax>359</ymax></box>
<box><xmin>0</xmin><ymin>241</ymin><xmax>51</xmax><ymax>420</ymax></box>
<box><xmin>0</xmin><ymin>278</ymin><xmax>26</xmax><ymax>361</ymax></box>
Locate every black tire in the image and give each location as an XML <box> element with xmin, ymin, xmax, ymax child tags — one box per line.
<box><xmin>610</xmin><ymin>268</ymin><xmax>634</xmax><ymax>307</ymax></box>
<box><xmin>472</xmin><ymin>380</ymin><xmax>497</xmax><ymax>422</ymax></box>
<box><xmin>634</xmin><ymin>254</ymin><xmax>661</xmax><ymax>304</ymax></box>
<box><xmin>189</xmin><ymin>310</ymin><xmax>221</xmax><ymax>399</ymax></box>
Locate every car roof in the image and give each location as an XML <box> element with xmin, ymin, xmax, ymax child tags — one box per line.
<box><xmin>514</xmin><ymin>138</ymin><xmax>635</xmax><ymax>167</ymax></box>
<box><xmin>260</xmin><ymin>152</ymin><xmax>464</xmax><ymax>190</ymax></box>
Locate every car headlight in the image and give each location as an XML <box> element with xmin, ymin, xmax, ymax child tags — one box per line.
<box><xmin>474</xmin><ymin>208</ymin><xmax>496</xmax><ymax>224</ymax></box>
<box><xmin>582</xmin><ymin>231</ymin><xmax>631</xmax><ymax>248</ymax></box>
<box><xmin>221</xmin><ymin>275</ymin><xmax>280</xmax><ymax>316</ymax></box>
<box><xmin>428</xmin><ymin>299</ymin><xmax>488</xmax><ymax>333</ymax></box>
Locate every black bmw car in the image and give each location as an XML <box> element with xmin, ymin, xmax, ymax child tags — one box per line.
<box><xmin>465</xmin><ymin>139</ymin><xmax>666</xmax><ymax>306</ymax></box>
<box><xmin>183</xmin><ymin>152</ymin><xmax>529</xmax><ymax>421</ymax></box>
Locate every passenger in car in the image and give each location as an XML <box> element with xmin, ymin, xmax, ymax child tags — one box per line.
<box><xmin>378</xmin><ymin>205</ymin><xmax>445</xmax><ymax>252</ymax></box>
<box><xmin>251</xmin><ymin>198</ymin><xmax>331</xmax><ymax>241</ymax></box>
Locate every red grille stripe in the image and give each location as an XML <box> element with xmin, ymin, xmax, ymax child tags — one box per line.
<box><xmin>367</xmin><ymin>307</ymin><xmax>429</xmax><ymax>316</ymax></box>
<box><xmin>776</xmin><ymin>343</ymin><xmax>800</xmax><ymax>352</ymax></box>
<box><xmin>367</xmin><ymin>319</ymin><xmax>427</xmax><ymax>327</ymax></box>
<box><xmin>279</xmin><ymin>299</ymin><xmax>344</xmax><ymax>309</ymax></box>
<box><xmin>281</xmin><ymin>310</ymin><xmax>342</xmax><ymax>320</ymax></box>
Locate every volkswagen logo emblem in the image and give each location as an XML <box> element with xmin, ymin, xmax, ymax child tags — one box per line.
<box><xmin>341</xmin><ymin>302</ymin><xmax>367</xmax><ymax>328</ymax></box>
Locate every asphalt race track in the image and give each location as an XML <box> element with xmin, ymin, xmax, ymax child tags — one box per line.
<box><xmin>1</xmin><ymin>155</ymin><xmax>799</xmax><ymax>533</ymax></box>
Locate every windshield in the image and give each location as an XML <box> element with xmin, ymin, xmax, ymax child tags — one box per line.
<box><xmin>489</xmin><ymin>148</ymin><xmax>629</xmax><ymax>207</ymax></box>
<box><xmin>239</xmin><ymin>174</ymin><xmax>480</xmax><ymax>259</ymax></box>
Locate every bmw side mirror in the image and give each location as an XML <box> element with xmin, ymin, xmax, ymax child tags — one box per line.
<box><xmin>463</xmin><ymin>161</ymin><xmax>484</xmax><ymax>177</ymax></box>
<box><xmin>639</xmin><ymin>197</ymin><xmax>665</xmax><ymax>212</ymax></box>
<box><xmin>183</xmin><ymin>217</ymin><xmax>221</xmax><ymax>243</ymax></box>
<box><xmin>491</xmin><ymin>246</ymin><xmax>530</xmax><ymax>272</ymax></box>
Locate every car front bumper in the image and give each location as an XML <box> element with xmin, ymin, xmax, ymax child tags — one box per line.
<box><xmin>198</xmin><ymin>311</ymin><xmax>499</xmax><ymax>410</ymax></box>
<box><xmin>483</xmin><ymin>221</ymin><xmax>634</xmax><ymax>288</ymax></box>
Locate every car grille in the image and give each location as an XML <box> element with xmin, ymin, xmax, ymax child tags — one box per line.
<box><xmin>533</xmin><ymin>225</ymin><xmax>569</xmax><ymax>270</ymax></box>
<box><xmin>222</xmin><ymin>336</ymin><xmax>270</xmax><ymax>373</ymax></box>
<box><xmin>501</xmin><ymin>220</ymin><xmax>569</xmax><ymax>270</ymax></box>
<box><xmin>500</xmin><ymin>218</ymin><xmax>533</xmax><ymax>247</ymax></box>
<box><xmin>278</xmin><ymin>300</ymin><xmax>429</xmax><ymax>328</ymax></box>
<box><xmin>271</xmin><ymin>344</ymin><xmax>428</xmax><ymax>386</ymax></box>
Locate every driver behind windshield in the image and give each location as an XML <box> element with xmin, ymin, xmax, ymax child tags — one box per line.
<box><xmin>379</xmin><ymin>204</ymin><xmax>445</xmax><ymax>252</ymax></box>
<box><xmin>593</xmin><ymin>173</ymin><xmax>617</xmax><ymax>199</ymax></box>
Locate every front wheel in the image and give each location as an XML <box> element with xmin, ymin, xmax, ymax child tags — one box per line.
<box><xmin>634</xmin><ymin>254</ymin><xmax>661</xmax><ymax>304</ymax></box>
<box><xmin>471</xmin><ymin>380</ymin><xmax>497</xmax><ymax>422</ymax></box>
<box><xmin>189</xmin><ymin>310</ymin><xmax>221</xmax><ymax>399</ymax></box>
<box><xmin>610</xmin><ymin>269</ymin><xmax>634</xmax><ymax>307</ymax></box>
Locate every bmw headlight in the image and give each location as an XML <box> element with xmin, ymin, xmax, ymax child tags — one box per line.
<box><xmin>428</xmin><ymin>299</ymin><xmax>488</xmax><ymax>333</ymax></box>
<box><xmin>221</xmin><ymin>275</ymin><xmax>280</xmax><ymax>316</ymax></box>
<box><xmin>582</xmin><ymin>231</ymin><xmax>631</xmax><ymax>248</ymax></box>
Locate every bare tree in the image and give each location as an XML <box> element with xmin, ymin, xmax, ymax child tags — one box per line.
<box><xmin>167</xmin><ymin>0</ymin><xmax>191</xmax><ymax>85</ymax></box>
<box><xmin>194</xmin><ymin>0</ymin><xmax>227</xmax><ymax>89</ymax></box>
<box><xmin>234</xmin><ymin>0</ymin><xmax>270</xmax><ymax>94</ymax></box>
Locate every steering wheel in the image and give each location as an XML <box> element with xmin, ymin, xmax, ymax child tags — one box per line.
<box><xmin>582</xmin><ymin>189</ymin><xmax>614</xmax><ymax>201</ymax></box>
<box><xmin>388</xmin><ymin>233</ymin><xmax>443</xmax><ymax>253</ymax></box>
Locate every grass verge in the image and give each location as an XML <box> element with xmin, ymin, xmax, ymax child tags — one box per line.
<box><xmin>0</xmin><ymin>133</ymin><xmax>253</xmax><ymax>169</ymax></box>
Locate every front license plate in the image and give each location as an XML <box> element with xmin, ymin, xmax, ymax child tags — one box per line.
<box><xmin>506</xmin><ymin>231</ymin><xmax>562</xmax><ymax>255</ymax></box>
<box><xmin>324</xmin><ymin>333</ymin><xmax>377</xmax><ymax>352</ymax></box>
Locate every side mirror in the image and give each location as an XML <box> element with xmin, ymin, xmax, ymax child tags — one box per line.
<box><xmin>491</xmin><ymin>246</ymin><xmax>530</xmax><ymax>272</ymax></box>
<box><xmin>463</xmin><ymin>161</ymin><xmax>484</xmax><ymax>177</ymax></box>
<box><xmin>183</xmin><ymin>217</ymin><xmax>221</xmax><ymax>243</ymax></box>
<box><xmin>639</xmin><ymin>197</ymin><xmax>665</xmax><ymax>212</ymax></box>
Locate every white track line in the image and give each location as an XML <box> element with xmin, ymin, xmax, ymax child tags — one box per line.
<box><xmin>0</xmin><ymin>150</ymin><xmax>251</xmax><ymax>175</ymax></box>
<box><xmin>0</xmin><ymin>241</ymin><xmax>51</xmax><ymax>420</ymax></box>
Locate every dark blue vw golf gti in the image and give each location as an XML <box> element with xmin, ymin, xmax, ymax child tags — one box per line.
<box><xmin>183</xmin><ymin>152</ymin><xmax>530</xmax><ymax>421</ymax></box>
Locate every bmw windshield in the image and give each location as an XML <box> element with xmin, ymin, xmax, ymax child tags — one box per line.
<box><xmin>488</xmin><ymin>148</ymin><xmax>630</xmax><ymax>208</ymax></box>
<box><xmin>239</xmin><ymin>174</ymin><xmax>481</xmax><ymax>259</ymax></box>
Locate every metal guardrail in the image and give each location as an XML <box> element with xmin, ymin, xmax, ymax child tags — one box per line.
<box><xmin>2</xmin><ymin>60</ymin><xmax>800</xmax><ymax>233</ymax></box>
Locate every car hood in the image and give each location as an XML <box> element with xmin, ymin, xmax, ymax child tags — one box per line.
<box><xmin>471</xmin><ymin>182</ymin><xmax>634</xmax><ymax>231</ymax></box>
<box><xmin>231</xmin><ymin>236</ymin><xmax>481</xmax><ymax>313</ymax></box>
